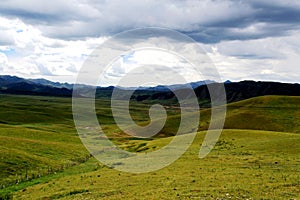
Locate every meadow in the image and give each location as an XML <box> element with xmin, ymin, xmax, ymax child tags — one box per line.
<box><xmin>0</xmin><ymin>94</ymin><xmax>299</xmax><ymax>199</ymax></box>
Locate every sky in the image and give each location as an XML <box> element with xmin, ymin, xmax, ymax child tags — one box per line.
<box><xmin>0</xmin><ymin>0</ymin><xmax>300</xmax><ymax>85</ymax></box>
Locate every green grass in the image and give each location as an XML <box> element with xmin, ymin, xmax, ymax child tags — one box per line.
<box><xmin>11</xmin><ymin>130</ymin><xmax>300</xmax><ymax>199</ymax></box>
<box><xmin>0</xmin><ymin>125</ymin><xmax>90</xmax><ymax>188</ymax></box>
<box><xmin>224</xmin><ymin>96</ymin><xmax>300</xmax><ymax>133</ymax></box>
<box><xmin>0</xmin><ymin>95</ymin><xmax>91</xmax><ymax>192</ymax></box>
<box><xmin>0</xmin><ymin>94</ymin><xmax>299</xmax><ymax>199</ymax></box>
<box><xmin>0</xmin><ymin>95</ymin><xmax>74</xmax><ymax>125</ymax></box>
<box><xmin>144</xmin><ymin>95</ymin><xmax>300</xmax><ymax>136</ymax></box>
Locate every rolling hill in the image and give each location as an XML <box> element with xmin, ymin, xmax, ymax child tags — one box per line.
<box><xmin>7</xmin><ymin>130</ymin><xmax>300</xmax><ymax>199</ymax></box>
<box><xmin>153</xmin><ymin>95</ymin><xmax>300</xmax><ymax>137</ymax></box>
<box><xmin>0</xmin><ymin>94</ymin><xmax>299</xmax><ymax>199</ymax></box>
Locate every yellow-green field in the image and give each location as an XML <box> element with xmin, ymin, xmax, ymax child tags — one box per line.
<box><xmin>0</xmin><ymin>95</ymin><xmax>299</xmax><ymax>199</ymax></box>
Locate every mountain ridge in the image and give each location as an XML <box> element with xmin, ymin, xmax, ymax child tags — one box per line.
<box><xmin>1</xmin><ymin>75</ymin><xmax>300</xmax><ymax>104</ymax></box>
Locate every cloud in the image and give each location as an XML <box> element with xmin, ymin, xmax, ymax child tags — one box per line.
<box><xmin>0</xmin><ymin>0</ymin><xmax>101</xmax><ymax>24</ymax></box>
<box><xmin>248</xmin><ymin>0</ymin><xmax>300</xmax><ymax>23</ymax></box>
<box><xmin>0</xmin><ymin>16</ymin><xmax>107</xmax><ymax>82</ymax></box>
<box><xmin>1</xmin><ymin>0</ymin><xmax>299</xmax><ymax>43</ymax></box>
<box><xmin>0</xmin><ymin>0</ymin><xmax>299</xmax><ymax>84</ymax></box>
<box><xmin>0</xmin><ymin>52</ymin><xmax>9</xmax><ymax>70</ymax></box>
<box><xmin>0</xmin><ymin>30</ymin><xmax>15</xmax><ymax>46</ymax></box>
<box><xmin>35</xmin><ymin>62</ymin><xmax>53</xmax><ymax>76</ymax></box>
<box><xmin>204</xmin><ymin>30</ymin><xmax>300</xmax><ymax>83</ymax></box>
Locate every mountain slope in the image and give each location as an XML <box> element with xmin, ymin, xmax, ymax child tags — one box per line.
<box><xmin>193</xmin><ymin>81</ymin><xmax>300</xmax><ymax>104</ymax></box>
<box><xmin>0</xmin><ymin>76</ymin><xmax>72</xmax><ymax>97</ymax></box>
<box><xmin>28</xmin><ymin>78</ymin><xmax>73</xmax><ymax>90</ymax></box>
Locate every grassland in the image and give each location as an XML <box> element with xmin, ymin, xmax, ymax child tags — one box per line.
<box><xmin>0</xmin><ymin>95</ymin><xmax>91</xmax><ymax>195</ymax></box>
<box><xmin>0</xmin><ymin>94</ymin><xmax>299</xmax><ymax>199</ymax></box>
<box><xmin>11</xmin><ymin>130</ymin><xmax>300</xmax><ymax>199</ymax></box>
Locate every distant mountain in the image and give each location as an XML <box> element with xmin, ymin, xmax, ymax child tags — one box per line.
<box><xmin>1</xmin><ymin>75</ymin><xmax>300</xmax><ymax>106</ymax></box>
<box><xmin>127</xmin><ymin>80</ymin><xmax>300</xmax><ymax>105</ymax></box>
<box><xmin>28</xmin><ymin>78</ymin><xmax>74</xmax><ymax>90</ymax></box>
<box><xmin>0</xmin><ymin>75</ymin><xmax>72</xmax><ymax>97</ymax></box>
<box><xmin>0</xmin><ymin>75</ymin><xmax>29</xmax><ymax>85</ymax></box>
<box><xmin>224</xmin><ymin>81</ymin><xmax>300</xmax><ymax>102</ymax></box>
<box><xmin>146</xmin><ymin>80</ymin><xmax>216</xmax><ymax>91</ymax></box>
<box><xmin>185</xmin><ymin>81</ymin><xmax>300</xmax><ymax>104</ymax></box>
<box><xmin>116</xmin><ymin>80</ymin><xmax>215</xmax><ymax>91</ymax></box>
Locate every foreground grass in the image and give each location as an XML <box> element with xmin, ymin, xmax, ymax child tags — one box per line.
<box><xmin>0</xmin><ymin>158</ymin><xmax>100</xmax><ymax>199</ymax></box>
<box><xmin>12</xmin><ymin>130</ymin><xmax>300</xmax><ymax>199</ymax></box>
<box><xmin>0</xmin><ymin>125</ymin><xmax>90</xmax><ymax>189</ymax></box>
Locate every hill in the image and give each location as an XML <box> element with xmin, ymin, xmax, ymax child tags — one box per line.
<box><xmin>0</xmin><ymin>94</ymin><xmax>299</xmax><ymax>199</ymax></box>
<box><xmin>223</xmin><ymin>95</ymin><xmax>300</xmax><ymax>133</ymax></box>
<box><xmin>197</xmin><ymin>95</ymin><xmax>300</xmax><ymax>133</ymax></box>
<box><xmin>9</xmin><ymin>130</ymin><xmax>300</xmax><ymax>199</ymax></box>
<box><xmin>0</xmin><ymin>95</ymin><xmax>90</xmax><ymax>191</ymax></box>
<box><xmin>155</xmin><ymin>95</ymin><xmax>300</xmax><ymax>137</ymax></box>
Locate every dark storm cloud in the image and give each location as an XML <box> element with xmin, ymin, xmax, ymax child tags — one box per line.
<box><xmin>0</xmin><ymin>8</ymin><xmax>62</xmax><ymax>24</ymax></box>
<box><xmin>186</xmin><ymin>23</ymin><xmax>299</xmax><ymax>44</ymax></box>
<box><xmin>0</xmin><ymin>0</ymin><xmax>300</xmax><ymax>43</ymax></box>
<box><xmin>0</xmin><ymin>0</ymin><xmax>100</xmax><ymax>25</ymax></box>
<box><xmin>184</xmin><ymin>0</ymin><xmax>300</xmax><ymax>43</ymax></box>
<box><xmin>249</xmin><ymin>1</ymin><xmax>300</xmax><ymax>23</ymax></box>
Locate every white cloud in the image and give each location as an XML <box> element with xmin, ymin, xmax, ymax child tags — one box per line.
<box><xmin>0</xmin><ymin>0</ymin><xmax>299</xmax><ymax>84</ymax></box>
<box><xmin>0</xmin><ymin>16</ymin><xmax>107</xmax><ymax>82</ymax></box>
<box><xmin>204</xmin><ymin>30</ymin><xmax>300</xmax><ymax>83</ymax></box>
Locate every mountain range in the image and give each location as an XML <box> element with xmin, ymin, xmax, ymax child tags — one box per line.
<box><xmin>0</xmin><ymin>75</ymin><xmax>299</xmax><ymax>104</ymax></box>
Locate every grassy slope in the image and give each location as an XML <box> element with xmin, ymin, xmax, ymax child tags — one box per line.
<box><xmin>13</xmin><ymin>130</ymin><xmax>300</xmax><ymax>199</ymax></box>
<box><xmin>0</xmin><ymin>95</ymin><xmax>90</xmax><ymax>190</ymax></box>
<box><xmin>154</xmin><ymin>95</ymin><xmax>300</xmax><ymax>136</ymax></box>
<box><xmin>224</xmin><ymin>96</ymin><xmax>300</xmax><ymax>133</ymax></box>
<box><xmin>0</xmin><ymin>94</ymin><xmax>299</xmax><ymax>199</ymax></box>
<box><xmin>0</xmin><ymin>126</ymin><xmax>89</xmax><ymax>188</ymax></box>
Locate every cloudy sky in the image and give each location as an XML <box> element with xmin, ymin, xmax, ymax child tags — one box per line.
<box><xmin>0</xmin><ymin>0</ymin><xmax>300</xmax><ymax>84</ymax></box>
